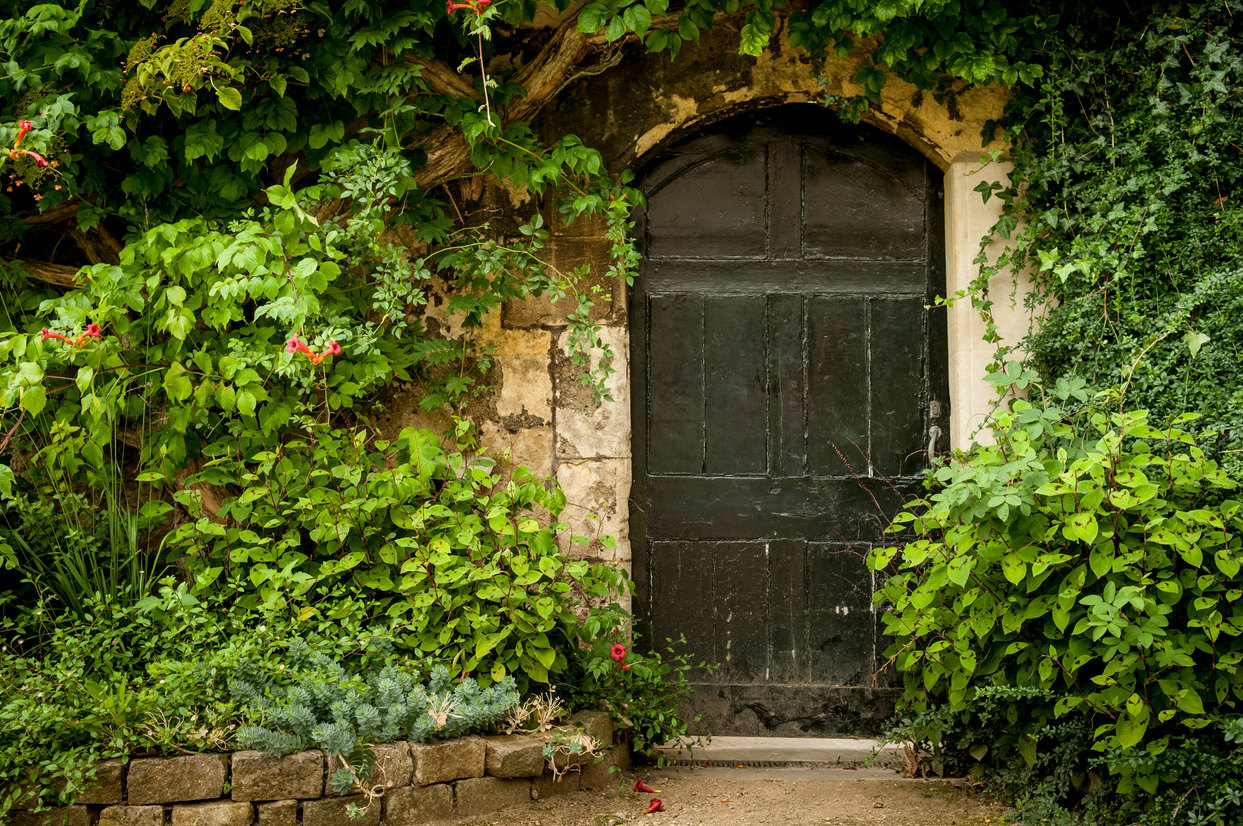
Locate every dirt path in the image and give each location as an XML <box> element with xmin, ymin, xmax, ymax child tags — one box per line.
<box><xmin>465</xmin><ymin>766</ymin><xmax>1013</xmax><ymax>826</ymax></box>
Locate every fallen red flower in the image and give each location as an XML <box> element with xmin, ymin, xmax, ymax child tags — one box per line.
<box><xmin>634</xmin><ymin>778</ymin><xmax>660</xmax><ymax>793</ymax></box>
<box><xmin>642</xmin><ymin>798</ymin><xmax>663</xmax><ymax>814</ymax></box>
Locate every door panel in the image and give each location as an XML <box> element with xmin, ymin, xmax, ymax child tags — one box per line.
<box><xmin>647</xmin><ymin>294</ymin><xmax>704</xmax><ymax>474</ymax></box>
<box><xmin>632</xmin><ymin>105</ymin><xmax>947</xmax><ymax>736</ymax></box>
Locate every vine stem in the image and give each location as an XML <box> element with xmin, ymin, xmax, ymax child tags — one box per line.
<box><xmin>477</xmin><ymin>31</ymin><xmax>493</xmax><ymax>127</ymax></box>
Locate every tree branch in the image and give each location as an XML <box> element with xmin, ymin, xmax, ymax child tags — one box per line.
<box><xmin>18</xmin><ymin>198</ymin><xmax>84</xmax><ymax>229</ymax></box>
<box><xmin>8</xmin><ymin>259</ymin><xmax>81</xmax><ymax>289</ymax></box>
<box><xmin>410</xmin><ymin>12</ymin><xmax>643</xmax><ymax>190</ymax></box>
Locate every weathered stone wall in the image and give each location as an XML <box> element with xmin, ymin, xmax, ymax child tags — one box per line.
<box><xmin>10</xmin><ymin>714</ymin><xmax>624</xmax><ymax>826</ymax></box>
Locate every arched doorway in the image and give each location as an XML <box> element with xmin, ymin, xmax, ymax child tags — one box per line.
<box><xmin>629</xmin><ymin>104</ymin><xmax>949</xmax><ymax>736</ymax></box>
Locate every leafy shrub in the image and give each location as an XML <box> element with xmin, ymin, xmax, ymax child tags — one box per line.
<box><xmin>166</xmin><ymin>423</ymin><xmax>631</xmax><ymax>693</ymax></box>
<box><xmin>230</xmin><ymin>641</ymin><xmax>517</xmax><ymax>789</ymax></box>
<box><xmin>560</xmin><ymin>606</ymin><xmax>713</xmax><ymax>756</ymax></box>
<box><xmin>0</xmin><ymin>584</ymin><xmax>270</xmax><ymax>817</ymax></box>
<box><xmin>871</xmin><ymin>376</ymin><xmax>1243</xmax><ymax>797</ymax></box>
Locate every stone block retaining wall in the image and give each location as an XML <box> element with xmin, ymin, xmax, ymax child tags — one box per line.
<box><xmin>10</xmin><ymin>713</ymin><xmax>627</xmax><ymax>826</ymax></box>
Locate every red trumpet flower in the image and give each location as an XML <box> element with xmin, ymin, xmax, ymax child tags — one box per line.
<box><xmin>286</xmin><ymin>334</ymin><xmax>341</xmax><ymax>365</ymax></box>
<box><xmin>41</xmin><ymin>324</ymin><xmax>102</xmax><ymax>347</ymax></box>
<box><xmin>446</xmin><ymin>0</ymin><xmax>489</xmax><ymax>15</ymax></box>
<box><xmin>14</xmin><ymin>120</ymin><xmax>32</xmax><ymax>146</ymax></box>
<box><xmin>642</xmin><ymin>798</ymin><xmax>663</xmax><ymax>814</ymax></box>
<box><xmin>634</xmin><ymin>778</ymin><xmax>661</xmax><ymax>794</ymax></box>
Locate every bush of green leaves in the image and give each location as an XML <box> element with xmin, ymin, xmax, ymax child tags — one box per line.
<box><xmin>166</xmin><ymin>422</ymin><xmax>630</xmax><ymax>693</ymax></box>
<box><xmin>871</xmin><ymin>375</ymin><xmax>1243</xmax><ymax>797</ymax></box>
<box><xmin>560</xmin><ymin>606</ymin><xmax>713</xmax><ymax>757</ymax></box>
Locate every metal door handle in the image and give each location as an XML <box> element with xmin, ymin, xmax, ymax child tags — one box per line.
<box><xmin>927</xmin><ymin>425</ymin><xmax>942</xmax><ymax>465</ymax></box>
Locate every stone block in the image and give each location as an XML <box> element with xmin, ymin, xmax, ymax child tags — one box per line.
<box><xmin>171</xmin><ymin>801</ymin><xmax>254</xmax><ymax>826</ymax></box>
<box><xmin>127</xmin><ymin>754</ymin><xmax>227</xmax><ymax>805</ymax></box>
<box><xmin>253</xmin><ymin>801</ymin><xmax>296</xmax><ymax>826</ymax></box>
<box><xmin>579</xmin><ymin>743</ymin><xmax>631</xmax><ymax>790</ymax></box>
<box><xmin>554</xmin><ymin>325</ymin><xmax>631</xmax><ymax>461</ymax></box>
<box><xmin>382</xmin><ymin>784</ymin><xmax>454</xmax><ymax>826</ymax></box>
<box><xmin>454</xmin><ymin>777</ymin><xmax>531</xmax><ymax>819</ymax></box>
<box><xmin>10</xmin><ymin>807</ymin><xmax>90</xmax><ymax>826</ymax></box>
<box><xmin>231</xmin><ymin>750</ymin><xmax>323</xmax><ymax>802</ymax></box>
<box><xmin>476</xmin><ymin>422</ymin><xmax>555</xmax><ymax>480</ymax></box>
<box><xmin>568</xmin><ymin>711</ymin><xmax>614</xmax><ymax>746</ymax></box>
<box><xmin>411</xmin><ymin>737</ymin><xmax>485</xmax><ymax>786</ymax></box>
<box><xmin>496</xmin><ymin>351</ymin><xmax>553</xmax><ymax>423</ymax></box>
<box><xmin>481</xmin><ymin>734</ymin><xmax>546</xmax><ymax>778</ymax></box>
<box><xmin>12</xmin><ymin>759</ymin><xmax>125</xmax><ymax>809</ymax></box>
<box><xmin>554</xmin><ymin>459</ymin><xmax>631</xmax><ymax>564</ymax></box>
<box><xmin>98</xmin><ymin>806</ymin><xmax>163</xmax><ymax>826</ymax></box>
<box><xmin>301</xmin><ymin>796</ymin><xmax>380</xmax><ymax>826</ymax></box>
<box><xmin>371</xmin><ymin>742</ymin><xmax>414</xmax><ymax>788</ymax></box>
<box><xmin>79</xmin><ymin>759</ymin><xmax>126</xmax><ymax>805</ymax></box>
<box><xmin>532</xmin><ymin>771</ymin><xmax>580</xmax><ymax>800</ymax></box>
<box><xmin>325</xmin><ymin>742</ymin><xmax>411</xmax><ymax>795</ymax></box>
<box><xmin>549</xmin><ymin>711</ymin><xmax>615</xmax><ymax>772</ymax></box>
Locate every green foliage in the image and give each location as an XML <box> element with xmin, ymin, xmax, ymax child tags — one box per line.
<box><xmin>872</xmin><ymin>372</ymin><xmax>1243</xmax><ymax>798</ymax></box>
<box><xmin>230</xmin><ymin>642</ymin><xmax>518</xmax><ymax>768</ymax></box>
<box><xmin>166</xmin><ymin>422</ymin><xmax>632</xmax><ymax>693</ymax></box>
<box><xmin>974</xmin><ymin>2</ymin><xmax>1243</xmax><ymax>475</ymax></box>
<box><xmin>560</xmin><ymin>608</ymin><xmax>713</xmax><ymax>756</ymax></box>
<box><xmin>0</xmin><ymin>584</ymin><xmax>273</xmax><ymax>817</ymax></box>
<box><xmin>0</xmin><ymin>453</ymin><xmax>166</xmax><ymax>619</ymax></box>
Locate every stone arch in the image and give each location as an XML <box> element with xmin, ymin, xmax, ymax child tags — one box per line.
<box><xmin>534</xmin><ymin>14</ymin><xmax>1031</xmax><ymax>447</ymax></box>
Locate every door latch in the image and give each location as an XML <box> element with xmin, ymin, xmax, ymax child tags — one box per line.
<box><xmin>927</xmin><ymin>425</ymin><xmax>942</xmax><ymax>466</ymax></box>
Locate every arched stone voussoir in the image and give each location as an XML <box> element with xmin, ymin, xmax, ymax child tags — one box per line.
<box><xmin>533</xmin><ymin>12</ymin><xmax>1012</xmax><ymax>174</ymax></box>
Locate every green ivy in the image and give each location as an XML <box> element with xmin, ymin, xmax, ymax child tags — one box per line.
<box><xmin>972</xmin><ymin>2</ymin><xmax>1243</xmax><ymax>474</ymax></box>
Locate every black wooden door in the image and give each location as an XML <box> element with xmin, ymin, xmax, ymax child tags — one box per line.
<box><xmin>630</xmin><ymin>105</ymin><xmax>948</xmax><ymax>737</ymax></box>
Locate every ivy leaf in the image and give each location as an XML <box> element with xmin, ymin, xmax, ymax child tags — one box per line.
<box><xmin>740</xmin><ymin>22</ymin><xmax>768</xmax><ymax>56</ymax></box>
<box><xmin>622</xmin><ymin>4</ymin><xmax>651</xmax><ymax>34</ymax></box>
<box><xmin>237</xmin><ymin>388</ymin><xmax>257</xmax><ymax>416</ymax></box>
<box><xmin>1183</xmin><ymin>330</ymin><xmax>1210</xmax><ymax>358</ymax></box>
<box><xmin>604</xmin><ymin>15</ymin><xmax>626</xmax><ymax>41</ymax></box>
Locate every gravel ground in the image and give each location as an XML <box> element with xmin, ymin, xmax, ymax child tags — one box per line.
<box><xmin>459</xmin><ymin>766</ymin><xmax>1014</xmax><ymax>826</ymax></box>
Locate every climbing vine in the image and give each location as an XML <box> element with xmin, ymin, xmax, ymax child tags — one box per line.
<box><xmin>972</xmin><ymin>2</ymin><xmax>1243</xmax><ymax>472</ymax></box>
